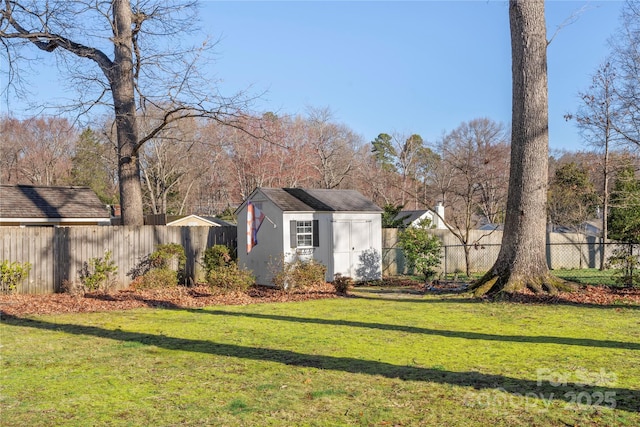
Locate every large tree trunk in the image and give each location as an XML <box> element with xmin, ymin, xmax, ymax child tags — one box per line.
<box><xmin>112</xmin><ymin>0</ymin><xmax>144</xmax><ymax>226</ymax></box>
<box><xmin>470</xmin><ymin>0</ymin><xmax>571</xmax><ymax>297</ymax></box>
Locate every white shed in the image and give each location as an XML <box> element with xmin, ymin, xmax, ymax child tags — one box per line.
<box><xmin>237</xmin><ymin>187</ymin><xmax>383</xmax><ymax>285</ymax></box>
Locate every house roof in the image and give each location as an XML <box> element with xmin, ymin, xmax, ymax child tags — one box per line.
<box><xmin>0</xmin><ymin>185</ymin><xmax>109</xmax><ymax>219</ymax></box>
<box><xmin>166</xmin><ymin>214</ymin><xmax>235</xmax><ymax>227</ymax></box>
<box><xmin>257</xmin><ymin>188</ymin><xmax>382</xmax><ymax>212</ymax></box>
<box><xmin>393</xmin><ymin>210</ymin><xmax>433</xmax><ymax>227</ymax></box>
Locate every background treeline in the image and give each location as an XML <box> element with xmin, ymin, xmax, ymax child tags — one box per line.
<box><xmin>1</xmin><ymin>110</ymin><xmax>638</xmax><ymax>234</ymax></box>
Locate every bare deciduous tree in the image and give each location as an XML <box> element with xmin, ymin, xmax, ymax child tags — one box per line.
<box><xmin>0</xmin><ymin>0</ymin><xmax>255</xmax><ymax>225</ymax></box>
<box><xmin>569</xmin><ymin>62</ymin><xmax>620</xmax><ymax>268</ymax></box>
<box><xmin>609</xmin><ymin>1</ymin><xmax>640</xmax><ymax>148</ymax></box>
<box><xmin>437</xmin><ymin>118</ymin><xmax>509</xmax><ymax>276</ymax></box>
<box><xmin>305</xmin><ymin>107</ymin><xmax>359</xmax><ymax>190</ymax></box>
<box><xmin>0</xmin><ymin>115</ymin><xmax>75</xmax><ymax>185</ymax></box>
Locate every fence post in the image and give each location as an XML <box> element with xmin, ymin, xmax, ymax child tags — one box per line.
<box><xmin>631</xmin><ymin>243</ymin><xmax>634</xmax><ymax>283</ymax></box>
<box><xmin>444</xmin><ymin>245</ymin><xmax>448</xmax><ymax>278</ymax></box>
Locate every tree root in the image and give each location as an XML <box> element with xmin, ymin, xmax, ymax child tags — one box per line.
<box><xmin>470</xmin><ymin>271</ymin><xmax>576</xmax><ymax>299</ymax></box>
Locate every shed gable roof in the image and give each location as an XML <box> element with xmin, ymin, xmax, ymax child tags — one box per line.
<box><xmin>0</xmin><ymin>185</ymin><xmax>109</xmax><ymax>219</ymax></box>
<box><xmin>257</xmin><ymin>188</ymin><xmax>382</xmax><ymax>212</ymax></box>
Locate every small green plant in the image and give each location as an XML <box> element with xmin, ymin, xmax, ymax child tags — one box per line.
<box><xmin>202</xmin><ymin>245</ymin><xmax>234</xmax><ymax>274</ymax></box>
<box><xmin>0</xmin><ymin>260</ymin><xmax>31</xmax><ymax>294</ymax></box>
<box><xmin>140</xmin><ymin>243</ymin><xmax>187</xmax><ymax>287</ymax></box>
<box><xmin>607</xmin><ymin>244</ymin><xmax>640</xmax><ymax>287</ymax></box>
<box><xmin>272</xmin><ymin>259</ymin><xmax>327</xmax><ymax>291</ymax></box>
<box><xmin>80</xmin><ymin>251</ymin><xmax>118</xmax><ymax>292</ymax></box>
<box><xmin>150</xmin><ymin>243</ymin><xmax>186</xmax><ymax>270</ymax></box>
<box><xmin>398</xmin><ymin>219</ymin><xmax>442</xmax><ymax>282</ymax></box>
<box><xmin>206</xmin><ymin>264</ymin><xmax>254</xmax><ymax>292</ymax></box>
<box><xmin>136</xmin><ymin>268</ymin><xmax>178</xmax><ymax>289</ymax></box>
<box><xmin>332</xmin><ymin>273</ymin><xmax>353</xmax><ymax>295</ymax></box>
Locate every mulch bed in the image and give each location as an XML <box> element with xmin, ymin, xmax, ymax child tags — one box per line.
<box><xmin>425</xmin><ymin>280</ymin><xmax>640</xmax><ymax>306</ymax></box>
<box><xmin>369</xmin><ymin>277</ymin><xmax>640</xmax><ymax>307</ymax></box>
<box><xmin>1</xmin><ymin>281</ymin><xmax>638</xmax><ymax>317</ymax></box>
<box><xmin>0</xmin><ymin>284</ymin><xmax>338</xmax><ymax>317</ymax></box>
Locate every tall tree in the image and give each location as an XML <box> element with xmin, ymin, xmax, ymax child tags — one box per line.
<box><xmin>609</xmin><ymin>1</ymin><xmax>640</xmax><ymax>148</ymax></box>
<box><xmin>608</xmin><ymin>164</ymin><xmax>640</xmax><ymax>244</ymax></box>
<box><xmin>71</xmin><ymin>128</ymin><xmax>118</xmax><ymax>204</ymax></box>
<box><xmin>547</xmin><ymin>162</ymin><xmax>598</xmax><ymax>232</ymax></box>
<box><xmin>305</xmin><ymin>107</ymin><xmax>358</xmax><ymax>189</ymax></box>
<box><xmin>471</xmin><ymin>0</ymin><xmax>570</xmax><ymax>296</ymax></box>
<box><xmin>570</xmin><ymin>62</ymin><xmax>619</xmax><ymax>268</ymax></box>
<box><xmin>0</xmin><ymin>116</ymin><xmax>75</xmax><ymax>185</ymax></box>
<box><xmin>0</xmin><ymin>0</ymin><xmax>253</xmax><ymax>225</ymax></box>
<box><xmin>437</xmin><ymin>118</ymin><xmax>510</xmax><ymax>276</ymax></box>
<box><xmin>370</xmin><ymin>132</ymin><xmax>430</xmax><ymax>207</ymax></box>
<box><xmin>371</xmin><ymin>133</ymin><xmax>397</xmax><ymax>172</ymax></box>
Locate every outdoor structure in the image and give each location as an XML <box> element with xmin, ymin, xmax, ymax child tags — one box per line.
<box><xmin>394</xmin><ymin>202</ymin><xmax>446</xmax><ymax>229</ymax></box>
<box><xmin>237</xmin><ymin>187</ymin><xmax>383</xmax><ymax>285</ymax></box>
<box><xmin>166</xmin><ymin>215</ymin><xmax>235</xmax><ymax>227</ymax></box>
<box><xmin>0</xmin><ymin>185</ymin><xmax>111</xmax><ymax>227</ymax></box>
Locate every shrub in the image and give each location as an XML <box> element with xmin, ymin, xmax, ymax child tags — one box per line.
<box><xmin>272</xmin><ymin>259</ymin><xmax>327</xmax><ymax>291</ymax></box>
<box><xmin>398</xmin><ymin>220</ymin><xmax>442</xmax><ymax>281</ymax></box>
<box><xmin>79</xmin><ymin>251</ymin><xmax>118</xmax><ymax>292</ymax></box>
<box><xmin>607</xmin><ymin>244</ymin><xmax>640</xmax><ymax>287</ymax></box>
<box><xmin>134</xmin><ymin>244</ymin><xmax>187</xmax><ymax>287</ymax></box>
<box><xmin>202</xmin><ymin>245</ymin><xmax>234</xmax><ymax>274</ymax></box>
<box><xmin>332</xmin><ymin>273</ymin><xmax>353</xmax><ymax>295</ymax></box>
<box><xmin>150</xmin><ymin>243</ymin><xmax>186</xmax><ymax>270</ymax></box>
<box><xmin>136</xmin><ymin>268</ymin><xmax>179</xmax><ymax>289</ymax></box>
<box><xmin>206</xmin><ymin>264</ymin><xmax>254</xmax><ymax>292</ymax></box>
<box><xmin>0</xmin><ymin>260</ymin><xmax>31</xmax><ymax>294</ymax></box>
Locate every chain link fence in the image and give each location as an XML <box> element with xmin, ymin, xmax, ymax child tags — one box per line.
<box><xmin>382</xmin><ymin>227</ymin><xmax>636</xmax><ymax>285</ymax></box>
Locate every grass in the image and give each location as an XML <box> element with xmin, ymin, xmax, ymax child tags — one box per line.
<box><xmin>1</xmin><ymin>289</ymin><xmax>639</xmax><ymax>426</ymax></box>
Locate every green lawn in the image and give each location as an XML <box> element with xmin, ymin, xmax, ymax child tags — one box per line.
<box><xmin>1</xmin><ymin>289</ymin><xmax>639</xmax><ymax>426</ymax></box>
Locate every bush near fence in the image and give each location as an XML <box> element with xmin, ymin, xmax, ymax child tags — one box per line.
<box><xmin>0</xmin><ymin>226</ymin><xmax>236</xmax><ymax>294</ymax></box>
<box><xmin>382</xmin><ymin>228</ymin><xmax>620</xmax><ymax>277</ymax></box>
<box><xmin>0</xmin><ymin>225</ymin><xmax>626</xmax><ymax>294</ymax></box>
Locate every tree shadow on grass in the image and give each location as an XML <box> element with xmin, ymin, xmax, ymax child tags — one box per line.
<box><xmin>349</xmin><ymin>289</ymin><xmax>640</xmax><ymax>310</ymax></box>
<box><xmin>3</xmin><ymin>315</ymin><xmax>639</xmax><ymax>413</ymax></box>
<box><xmin>195</xmin><ymin>310</ymin><xmax>640</xmax><ymax>351</ymax></box>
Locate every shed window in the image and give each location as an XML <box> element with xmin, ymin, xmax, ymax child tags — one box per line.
<box><xmin>290</xmin><ymin>220</ymin><xmax>320</xmax><ymax>248</ymax></box>
<box><xmin>297</xmin><ymin>221</ymin><xmax>313</xmax><ymax>247</ymax></box>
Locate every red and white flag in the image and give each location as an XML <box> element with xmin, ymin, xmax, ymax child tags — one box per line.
<box><xmin>246</xmin><ymin>201</ymin><xmax>265</xmax><ymax>253</ymax></box>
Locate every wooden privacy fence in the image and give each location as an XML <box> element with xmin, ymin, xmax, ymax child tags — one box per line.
<box><xmin>1</xmin><ymin>226</ymin><xmax>237</xmax><ymax>294</ymax></box>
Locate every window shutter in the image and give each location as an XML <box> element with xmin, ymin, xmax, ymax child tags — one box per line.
<box><xmin>290</xmin><ymin>220</ymin><xmax>297</xmax><ymax>248</ymax></box>
<box><xmin>312</xmin><ymin>220</ymin><xmax>319</xmax><ymax>247</ymax></box>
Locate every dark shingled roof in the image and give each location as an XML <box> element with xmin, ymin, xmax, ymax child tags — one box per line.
<box><xmin>393</xmin><ymin>210</ymin><xmax>431</xmax><ymax>227</ymax></box>
<box><xmin>258</xmin><ymin>188</ymin><xmax>382</xmax><ymax>212</ymax></box>
<box><xmin>0</xmin><ymin>185</ymin><xmax>109</xmax><ymax>219</ymax></box>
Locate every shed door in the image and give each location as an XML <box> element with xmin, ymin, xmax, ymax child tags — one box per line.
<box><xmin>332</xmin><ymin>220</ymin><xmax>371</xmax><ymax>279</ymax></box>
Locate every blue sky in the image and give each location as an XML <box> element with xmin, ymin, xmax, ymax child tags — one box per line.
<box><xmin>3</xmin><ymin>1</ymin><xmax>624</xmax><ymax>152</ymax></box>
<box><xmin>201</xmin><ymin>0</ymin><xmax>623</xmax><ymax>152</ymax></box>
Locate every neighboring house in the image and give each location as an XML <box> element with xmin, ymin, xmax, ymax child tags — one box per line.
<box><xmin>552</xmin><ymin>220</ymin><xmax>601</xmax><ymax>237</ymax></box>
<box><xmin>237</xmin><ymin>187</ymin><xmax>383</xmax><ymax>285</ymax></box>
<box><xmin>0</xmin><ymin>185</ymin><xmax>111</xmax><ymax>226</ymax></box>
<box><xmin>394</xmin><ymin>202</ymin><xmax>446</xmax><ymax>229</ymax></box>
<box><xmin>166</xmin><ymin>215</ymin><xmax>235</xmax><ymax>227</ymax></box>
<box><xmin>478</xmin><ymin>223</ymin><xmax>504</xmax><ymax>231</ymax></box>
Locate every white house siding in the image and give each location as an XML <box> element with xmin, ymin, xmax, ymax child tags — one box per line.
<box><xmin>237</xmin><ymin>196</ymin><xmax>285</xmax><ymax>286</ymax></box>
<box><xmin>283</xmin><ymin>212</ymin><xmax>332</xmax><ymax>280</ymax></box>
